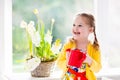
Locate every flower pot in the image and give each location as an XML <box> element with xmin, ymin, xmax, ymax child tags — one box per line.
<box><xmin>31</xmin><ymin>61</ymin><xmax>55</xmax><ymax>77</ymax></box>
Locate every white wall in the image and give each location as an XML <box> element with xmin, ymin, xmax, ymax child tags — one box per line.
<box><xmin>94</xmin><ymin>0</ymin><xmax>120</xmax><ymax>79</ymax></box>
<box><xmin>94</xmin><ymin>0</ymin><xmax>110</xmax><ymax>68</ymax></box>
<box><xmin>95</xmin><ymin>0</ymin><xmax>120</xmax><ymax>68</ymax></box>
<box><xmin>0</xmin><ymin>0</ymin><xmax>5</xmax><ymax>74</ymax></box>
<box><xmin>0</xmin><ymin>0</ymin><xmax>12</xmax><ymax>78</ymax></box>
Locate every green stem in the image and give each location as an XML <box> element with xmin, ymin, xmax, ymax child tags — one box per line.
<box><xmin>51</xmin><ymin>23</ymin><xmax>54</xmax><ymax>34</ymax></box>
<box><xmin>26</xmin><ymin>30</ymin><xmax>33</xmax><ymax>56</ymax></box>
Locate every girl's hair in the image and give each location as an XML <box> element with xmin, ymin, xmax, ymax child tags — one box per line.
<box><xmin>76</xmin><ymin>13</ymin><xmax>99</xmax><ymax>50</ymax></box>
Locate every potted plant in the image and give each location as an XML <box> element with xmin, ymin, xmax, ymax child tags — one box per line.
<box><xmin>20</xmin><ymin>9</ymin><xmax>62</xmax><ymax>77</ymax></box>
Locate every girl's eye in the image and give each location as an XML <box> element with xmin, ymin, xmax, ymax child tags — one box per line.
<box><xmin>78</xmin><ymin>25</ymin><xmax>82</xmax><ymax>27</ymax></box>
<box><xmin>73</xmin><ymin>24</ymin><xmax>75</xmax><ymax>26</ymax></box>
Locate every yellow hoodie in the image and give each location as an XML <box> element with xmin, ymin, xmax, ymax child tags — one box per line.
<box><xmin>57</xmin><ymin>41</ymin><xmax>102</xmax><ymax>80</ymax></box>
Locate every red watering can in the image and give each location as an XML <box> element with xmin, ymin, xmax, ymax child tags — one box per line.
<box><xmin>66</xmin><ymin>49</ymin><xmax>86</xmax><ymax>68</ymax></box>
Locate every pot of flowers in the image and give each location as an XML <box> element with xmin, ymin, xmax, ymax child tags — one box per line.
<box><xmin>20</xmin><ymin>9</ymin><xmax>62</xmax><ymax>77</ymax></box>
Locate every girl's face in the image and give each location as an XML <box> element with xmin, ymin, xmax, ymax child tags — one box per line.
<box><xmin>72</xmin><ymin>16</ymin><xmax>93</xmax><ymax>40</ymax></box>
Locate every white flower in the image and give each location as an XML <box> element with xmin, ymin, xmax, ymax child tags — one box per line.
<box><xmin>27</xmin><ymin>21</ymin><xmax>36</xmax><ymax>35</ymax></box>
<box><xmin>21</xmin><ymin>20</ymin><xmax>40</xmax><ymax>47</ymax></box>
<box><xmin>20</xmin><ymin>20</ymin><xmax>27</xmax><ymax>28</ymax></box>
<box><xmin>51</xmin><ymin>43</ymin><xmax>62</xmax><ymax>54</ymax></box>
<box><xmin>51</xmin><ymin>18</ymin><xmax>55</xmax><ymax>23</ymax></box>
<box><xmin>44</xmin><ymin>30</ymin><xmax>52</xmax><ymax>44</ymax></box>
<box><xmin>25</xmin><ymin>57</ymin><xmax>41</xmax><ymax>71</ymax></box>
<box><xmin>31</xmin><ymin>31</ymin><xmax>40</xmax><ymax>47</ymax></box>
<box><xmin>29</xmin><ymin>21</ymin><xmax>35</xmax><ymax>26</ymax></box>
<box><xmin>26</xmin><ymin>25</ymin><xmax>40</xmax><ymax>47</ymax></box>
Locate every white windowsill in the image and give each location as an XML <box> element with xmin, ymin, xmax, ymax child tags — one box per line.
<box><xmin>2</xmin><ymin>68</ymin><xmax>120</xmax><ymax>80</ymax></box>
<box><xmin>96</xmin><ymin>68</ymin><xmax>120</xmax><ymax>78</ymax></box>
<box><xmin>6</xmin><ymin>71</ymin><xmax>62</xmax><ymax>80</ymax></box>
<box><xmin>8</xmin><ymin>74</ymin><xmax>61</xmax><ymax>80</ymax></box>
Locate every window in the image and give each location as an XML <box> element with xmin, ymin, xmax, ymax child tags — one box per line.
<box><xmin>1</xmin><ymin>0</ymin><xmax>119</xmax><ymax>79</ymax></box>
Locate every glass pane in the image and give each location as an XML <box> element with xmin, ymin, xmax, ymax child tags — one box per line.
<box><xmin>12</xmin><ymin>0</ymin><xmax>94</xmax><ymax>72</ymax></box>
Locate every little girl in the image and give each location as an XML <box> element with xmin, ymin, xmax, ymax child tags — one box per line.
<box><xmin>57</xmin><ymin>13</ymin><xmax>102</xmax><ymax>80</ymax></box>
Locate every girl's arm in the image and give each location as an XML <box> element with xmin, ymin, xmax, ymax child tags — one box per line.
<box><xmin>57</xmin><ymin>41</ymin><xmax>75</xmax><ymax>70</ymax></box>
<box><xmin>57</xmin><ymin>43</ymin><xmax>68</xmax><ymax>71</ymax></box>
<box><xmin>89</xmin><ymin>50</ymin><xmax>102</xmax><ymax>72</ymax></box>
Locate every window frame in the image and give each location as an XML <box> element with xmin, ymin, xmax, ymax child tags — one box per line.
<box><xmin>2</xmin><ymin>0</ymin><xmax>12</xmax><ymax>76</ymax></box>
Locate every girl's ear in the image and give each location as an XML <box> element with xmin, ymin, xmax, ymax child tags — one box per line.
<box><xmin>89</xmin><ymin>27</ymin><xmax>94</xmax><ymax>33</ymax></box>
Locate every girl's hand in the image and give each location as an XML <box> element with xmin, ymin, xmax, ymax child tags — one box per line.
<box><xmin>84</xmin><ymin>54</ymin><xmax>92</xmax><ymax>66</ymax></box>
<box><xmin>66</xmin><ymin>51</ymin><xmax>71</xmax><ymax>66</ymax></box>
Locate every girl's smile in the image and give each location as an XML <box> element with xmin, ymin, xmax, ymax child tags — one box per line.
<box><xmin>73</xmin><ymin>31</ymin><xmax>80</xmax><ymax>35</ymax></box>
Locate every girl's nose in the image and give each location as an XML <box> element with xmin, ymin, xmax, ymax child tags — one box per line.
<box><xmin>74</xmin><ymin>26</ymin><xmax>79</xmax><ymax>30</ymax></box>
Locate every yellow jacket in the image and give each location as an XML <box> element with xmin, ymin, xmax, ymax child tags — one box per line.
<box><xmin>57</xmin><ymin>41</ymin><xmax>102</xmax><ymax>80</ymax></box>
